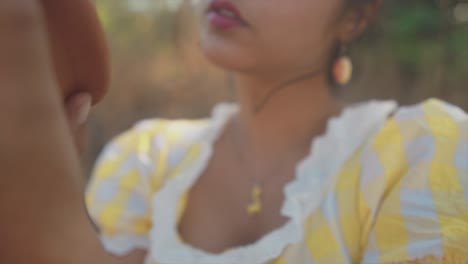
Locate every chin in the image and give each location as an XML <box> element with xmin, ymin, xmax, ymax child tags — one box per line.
<box><xmin>199</xmin><ymin>30</ymin><xmax>258</xmax><ymax>74</ymax></box>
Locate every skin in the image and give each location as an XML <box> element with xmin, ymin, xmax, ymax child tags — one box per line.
<box><xmin>0</xmin><ymin>0</ymin><xmax>379</xmax><ymax>263</ymax></box>
<box><xmin>0</xmin><ymin>0</ymin><xmax>139</xmax><ymax>263</ymax></box>
<box><xmin>178</xmin><ymin>0</ymin><xmax>379</xmax><ymax>253</ymax></box>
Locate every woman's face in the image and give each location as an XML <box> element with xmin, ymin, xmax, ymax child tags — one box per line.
<box><xmin>198</xmin><ymin>0</ymin><xmax>348</xmax><ymax>79</ymax></box>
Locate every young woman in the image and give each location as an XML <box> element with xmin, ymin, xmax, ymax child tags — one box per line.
<box><xmin>0</xmin><ymin>0</ymin><xmax>467</xmax><ymax>263</ymax></box>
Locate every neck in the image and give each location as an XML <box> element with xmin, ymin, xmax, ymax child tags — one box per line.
<box><xmin>231</xmin><ymin>72</ymin><xmax>343</xmax><ymax>164</ymax></box>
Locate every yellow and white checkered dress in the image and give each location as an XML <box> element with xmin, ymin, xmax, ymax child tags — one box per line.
<box><xmin>86</xmin><ymin>99</ymin><xmax>468</xmax><ymax>264</ymax></box>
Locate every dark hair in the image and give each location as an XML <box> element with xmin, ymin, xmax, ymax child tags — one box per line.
<box><xmin>345</xmin><ymin>0</ymin><xmax>379</xmax><ymax>12</ymax></box>
<box><xmin>329</xmin><ymin>0</ymin><xmax>379</xmax><ymax>94</ymax></box>
<box><xmin>347</xmin><ymin>0</ymin><xmax>376</xmax><ymax>6</ymax></box>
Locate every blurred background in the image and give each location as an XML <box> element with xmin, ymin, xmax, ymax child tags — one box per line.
<box><xmin>84</xmin><ymin>0</ymin><xmax>468</xmax><ymax>171</ymax></box>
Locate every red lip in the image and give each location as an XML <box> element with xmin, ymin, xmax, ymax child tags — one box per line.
<box><xmin>207</xmin><ymin>0</ymin><xmax>248</xmax><ymax>29</ymax></box>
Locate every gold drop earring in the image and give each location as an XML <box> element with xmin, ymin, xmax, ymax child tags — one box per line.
<box><xmin>332</xmin><ymin>43</ymin><xmax>353</xmax><ymax>86</ymax></box>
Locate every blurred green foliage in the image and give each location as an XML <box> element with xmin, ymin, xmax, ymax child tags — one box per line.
<box><xmin>96</xmin><ymin>0</ymin><xmax>184</xmax><ymax>57</ymax></box>
<box><xmin>367</xmin><ymin>0</ymin><xmax>468</xmax><ymax>76</ymax></box>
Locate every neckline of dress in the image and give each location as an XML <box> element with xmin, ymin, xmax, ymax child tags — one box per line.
<box><xmin>148</xmin><ymin>100</ymin><xmax>398</xmax><ymax>264</ymax></box>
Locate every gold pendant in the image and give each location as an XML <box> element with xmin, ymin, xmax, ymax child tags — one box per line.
<box><xmin>247</xmin><ymin>184</ymin><xmax>262</xmax><ymax>215</ymax></box>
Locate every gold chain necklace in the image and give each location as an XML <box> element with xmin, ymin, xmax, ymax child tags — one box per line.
<box><xmin>229</xmin><ymin>68</ymin><xmax>325</xmax><ymax>215</ymax></box>
<box><xmin>229</xmin><ymin>121</ymin><xmax>277</xmax><ymax>216</ymax></box>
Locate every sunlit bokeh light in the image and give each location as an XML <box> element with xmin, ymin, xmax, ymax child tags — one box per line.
<box><xmin>454</xmin><ymin>3</ymin><xmax>468</xmax><ymax>24</ymax></box>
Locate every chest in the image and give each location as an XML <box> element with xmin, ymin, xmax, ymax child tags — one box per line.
<box><xmin>177</xmin><ymin>151</ymin><xmax>296</xmax><ymax>254</ymax></box>
<box><xmin>150</xmin><ymin>145</ymin><xmax>371</xmax><ymax>264</ymax></box>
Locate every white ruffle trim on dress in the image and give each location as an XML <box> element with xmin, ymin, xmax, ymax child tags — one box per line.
<box><xmin>147</xmin><ymin>101</ymin><xmax>398</xmax><ymax>264</ymax></box>
<box><xmin>100</xmin><ymin>234</ymin><xmax>150</xmax><ymax>256</ymax></box>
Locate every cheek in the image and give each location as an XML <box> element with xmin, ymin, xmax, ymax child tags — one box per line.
<box><xmin>253</xmin><ymin>1</ymin><xmax>341</xmax><ymax>67</ymax></box>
